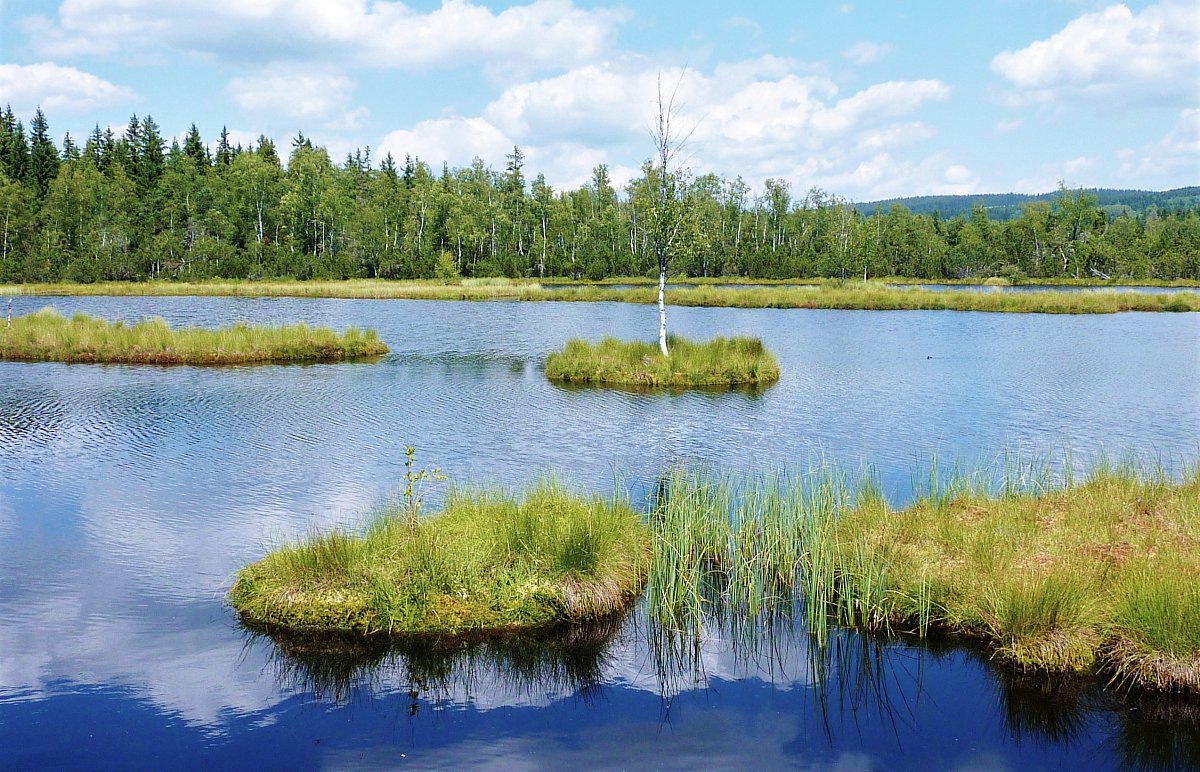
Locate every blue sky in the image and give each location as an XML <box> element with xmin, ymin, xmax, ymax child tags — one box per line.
<box><xmin>0</xmin><ymin>0</ymin><xmax>1196</xmax><ymax>200</ymax></box>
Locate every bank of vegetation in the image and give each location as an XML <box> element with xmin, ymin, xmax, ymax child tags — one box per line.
<box><xmin>545</xmin><ymin>335</ymin><xmax>780</xmax><ymax>387</ymax></box>
<box><xmin>5</xmin><ymin>278</ymin><xmax>1197</xmax><ymax>313</ymax></box>
<box><xmin>649</xmin><ymin>461</ymin><xmax>1200</xmax><ymax>693</ymax></box>
<box><xmin>2</xmin><ymin>107</ymin><xmax>1198</xmax><ymax>286</ymax></box>
<box><xmin>0</xmin><ymin>307</ymin><xmax>387</xmax><ymax>364</ymax></box>
<box><xmin>230</xmin><ymin>480</ymin><xmax>651</xmax><ymax>636</ymax></box>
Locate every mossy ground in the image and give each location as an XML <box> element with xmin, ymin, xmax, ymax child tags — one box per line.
<box><xmin>0</xmin><ymin>308</ymin><xmax>387</xmax><ymax>364</ymax></box>
<box><xmin>230</xmin><ymin>481</ymin><xmax>651</xmax><ymax>636</ymax></box>
<box><xmin>544</xmin><ymin>335</ymin><xmax>781</xmax><ymax>387</ymax></box>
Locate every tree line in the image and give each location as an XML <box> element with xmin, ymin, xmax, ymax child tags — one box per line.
<box><xmin>2</xmin><ymin>107</ymin><xmax>1198</xmax><ymax>284</ymax></box>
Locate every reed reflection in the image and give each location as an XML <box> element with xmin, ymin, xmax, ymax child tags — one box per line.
<box><xmin>242</xmin><ymin>612</ymin><xmax>630</xmax><ymax>706</ymax></box>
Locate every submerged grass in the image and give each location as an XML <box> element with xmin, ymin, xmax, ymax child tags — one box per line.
<box><xmin>1</xmin><ymin>307</ymin><xmax>388</xmax><ymax>364</ymax></box>
<box><xmin>4</xmin><ymin>278</ymin><xmax>1197</xmax><ymax>313</ymax></box>
<box><xmin>648</xmin><ymin>460</ymin><xmax>1200</xmax><ymax>693</ymax></box>
<box><xmin>230</xmin><ymin>480</ymin><xmax>651</xmax><ymax>636</ymax></box>
<box><xmin>544</xmin><ymin>335</ymin><xmax>780</xmax><ymax>387</ymax></box>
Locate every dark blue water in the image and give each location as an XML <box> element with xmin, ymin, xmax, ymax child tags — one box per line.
<box><xmin>2</xmin><ymin>296</ymin><xmax>1198</xmax><ymax>769</ymax></box>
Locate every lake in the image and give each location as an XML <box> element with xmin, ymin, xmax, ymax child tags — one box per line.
<box><xmin>2</xmin><ymin>295</ymin><xmax>1198</xmax><ymax>769</ymax></box>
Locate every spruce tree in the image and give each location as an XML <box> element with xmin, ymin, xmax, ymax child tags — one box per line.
<box><xmin>183</xmin><ymin>123</ymin><xmax>208</xmax><ymax>169</ymax></box>
<box><xmin>28</xmin><ymin>108</ymin><xmax>60</xmax><ymax>198</ymax></box>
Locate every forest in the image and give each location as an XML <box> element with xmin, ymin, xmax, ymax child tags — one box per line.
<box><xmin>2</xmin><ymin>107</ymin><xmax>1198</xmax><ymax>284</ymax></box>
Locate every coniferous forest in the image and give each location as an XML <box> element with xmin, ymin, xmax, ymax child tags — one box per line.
<box><xmin>2</xmin><ymin>107</ymin><xmax>1198</xmax><ymax>284</ymax></box>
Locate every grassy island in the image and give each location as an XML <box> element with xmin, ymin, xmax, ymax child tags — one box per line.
<box><xmin>230</xmin><ymin>481</ymin><xmax>651</xmax><ymax>636</ymax></box>
<box><xmin>0</xmin><ymin>308</ymin><xmax>388</xmax><ymax>364</ymax></box>
<box><xmin>545</xmin><ymin>335</ymin><xmax>780</xmax><ymax>388</ymax></box>
<box><xmin>650</xmin><ymin>463</ymin><xmax>1200</xmax><ymax>693</ymax></box>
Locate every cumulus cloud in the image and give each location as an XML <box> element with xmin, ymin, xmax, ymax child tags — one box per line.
<box><xmin>843</xmin><ymin>41</ymin><xmax>893</xmax><ymax>66</ymax></box>
<box><xmin>377</xmin><ymin>58</ymin><xmax>957</xmax><ymax>199</ymax></box>
<box><xmin>991</xmin><ymin>0</ymin><xmax>1200</xmax><ymax>106</ymax></box>
<box><xmin>1117</xmin><ymin>108</ymin><xmax>1200</xmax><ymax>184</ymax></box>
<box><xmin>24</xmin><ymin>0</ymin><xmax>625</xmax><ymax>73</ymax></box>
<box><xmin>227</xmin><ymin>65</ymin><xmax>368</xmax><ymax>130</ymax></box>
<box><xmin>0</xmin><ymin>62</ymin><xmax>135</xmax><ymax>115</ymax></box>
<box><xmin>378</xmin><ymin>117</ymin><xmax>513</xmax><ymax>171</ymax></box>
<box><xmin>1012</xmin><ymin>156</ymin><xmax>1101</xmax><ymax>194</ymax></box>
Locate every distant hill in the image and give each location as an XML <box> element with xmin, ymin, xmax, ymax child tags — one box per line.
<box><xmin>857</xmin><ymin>186</ymin><xmax>1200</xmax><ymax>221</ymax></box>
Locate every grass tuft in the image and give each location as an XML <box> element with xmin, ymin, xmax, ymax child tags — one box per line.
<box><xmin>0</xmin><ymin>307</ymin><xmax>388</xmax><ymax>364</ymax></box>
<box><xmin>647</xmin><ymin>458</ymin><xmax>1200</xmax><ymax>692</ymax></box>
<box><xmin>544</xmin><ymin>335</ymin><xmax>780</xmax><ymax>387</ymax></box>
<box><xmin>229</xmin><ymin>479</ymin><xmax>651</xmax><ymax>636</ymax></box>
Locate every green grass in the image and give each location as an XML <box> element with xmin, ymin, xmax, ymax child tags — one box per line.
<box><xmin>4</xmin><ymin>277</ymin><xmax>1197</xmax><ymax>312</ymax></box>
<box><xmin>0</xmin><ymin>308</ymin><xmax>388</xmax><ymax>364</ymax></box>
<box><xmin>544</xmin><ymin>335</ymin><xmax>781</xmax><ymax>387</ymax></box>
<box><xmin>647</xmin><ymin>460</ymin><xmax>1200</xmax><ymax>692</ymax></box>
<box><xmin>229</xmin><ymin>480</ymin><xmax>651</xmax><ymax>636</ymax></box>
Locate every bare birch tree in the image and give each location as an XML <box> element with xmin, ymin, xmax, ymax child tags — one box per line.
<box><xmin>647</xmin><ymin>73</ymin><xmax>691</xmax><ymax>356</ymax></box>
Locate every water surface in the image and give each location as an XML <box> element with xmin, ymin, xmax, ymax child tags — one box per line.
<box><xmin>1</xmin><ymin>295</ymin><xmax>1197</xmax><ymax>769</ymax></box>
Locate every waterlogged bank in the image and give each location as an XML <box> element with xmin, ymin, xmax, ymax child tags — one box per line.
<box><xmin>231</xmin><ymin>481</ymin><xmax>650</xmax><ymax>635</ymax></box>
<box><xmin>0</xmin><ymin>308</ymin><xmax>388</xmax><ymax>364</ymax></box>
<box><xmin>650</xmin><ymin>462</ymin><xmax>1200</xmax><ymax>693</ymax></box>
<box><xmin>545</xmin><ymin>335</ymin><xmax>780</xmax><ymax>388</ymax></box>
<box><xmin>5</xmin><ymin>278</ymin><xmax>1199</xmax><ymax>312</ymax></box>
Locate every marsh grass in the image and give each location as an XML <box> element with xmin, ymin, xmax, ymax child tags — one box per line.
<box><xmin>0</xmin><ymin>307</ymin><xmax>388</xmax><ymax>364</ymax></box>
<box><xmin>544</xmin><ymin>335</ymin><xmax>781</xmax><ymax>387</ymax></box>
<box><xmin>647</xmin><ymin>459</ymin><xmax>1200</xmax><ymax>692</ymax></box>
<box><xmin>230</xmin><ymin>480</ymin><xmax>651</xmax><ymax>636</ymax></box>
<box><xmin>5</xmin><ymin>278</ymin><xmax>1196</xmax><ymax>312</ymax></box>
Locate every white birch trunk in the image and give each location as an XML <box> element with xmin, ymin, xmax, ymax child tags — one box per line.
<box><xmin>658</xmin><ymin>263</ymin><xmax>669</xmax><ymax>356</ymax></box>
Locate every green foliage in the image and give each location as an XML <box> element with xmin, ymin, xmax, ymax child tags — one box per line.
<box><xmin>0</xmin><ymin>307</ymin><xmax>388</xmax><ymax>364</ymax></box>
<box><xmin>229</xmin><ymin>479</ymin><xmax>651</xmax><ymax>635</ymax></box>
<box><xmin>2</xmin><ymin>107</ymin><xmax>1199</xmax><ymax>285</ymax></box>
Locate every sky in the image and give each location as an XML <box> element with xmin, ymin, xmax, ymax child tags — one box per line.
<box><xmin>0</xmin><ymin>0</ymin><xmax>1196</xmax><ymax>200</ymax></box>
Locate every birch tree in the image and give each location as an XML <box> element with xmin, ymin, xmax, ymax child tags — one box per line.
<box><xmin>647</xmin><ymin>74</ymin><xmax>691</xmax><ymax>356</ymax></box>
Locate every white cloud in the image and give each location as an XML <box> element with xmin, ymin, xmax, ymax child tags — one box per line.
<box><xmin>991</xmin><ymin>1</ymin><xmax>1200</xmax><ymax>106</ymax></box>
<box><xmin>0</xmin><ymin>62</ymin><xmax>135</xmax><ymax>115</ymax></box>
<box><xmin>1117</xmin><ymin>108</ymin><xmax>1200</xmax><ymax>184</ymax></box>
<box><xmin>227</xmin><ymin>65</ymin><xmax>368</xmax><ymax>131</ymax></box>
<box><xmin>819</xmin><ymin>153</ymin><xmax>981</xmax><ymax>199</ymax></box>
<box><xmin>843</xmin><ymin>41</ymin><xmax>893</xmax><ymax>65</ymax></box>
<box><xmin>376</xmin><ymin>58</ymin><xmax>955</xmax><ymax>199</ymax></box>
<box><xmin>993</xmin><ymin>119</ymin><xmax>1022</xmax><ymax>135</ymax></box>
<box><xmin>378</xmin><ymin>117</ymin><xmax>513</xmax><ymax>172</ymax></box>
<box><xmin>25</xmin><ymin>0</ymin><xmax>625</xmax><ymax>73</ymax></box>
<box><xmin>1012</xmin><ymin>156</ymin><xmax>1101</xmax><ymax>194</ymax></box>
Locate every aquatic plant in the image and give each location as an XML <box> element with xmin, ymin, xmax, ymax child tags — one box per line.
<box><xmin>646</xmin><ymin>458</ymin><xmax>1200</xmax><ymax>693</ymax></box>
<box><xmin>230</xmin><ymin>479</ymin><xmax>651</xmax><ymax>636</ymax></box>
<box><xmin>0</xmin><ymin>307</ymin><xmax>388</xmax><ymax>364</ymax></box>
<box><xmin>544</xmin><ymin>335</ymin><xmax>781</xmax><ymax>387</ymax></box>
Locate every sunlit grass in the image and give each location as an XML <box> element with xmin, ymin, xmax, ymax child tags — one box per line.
<box><xmin>544</xmin><ymin>335</ymin><xmax>780</xmax><ymax>387</ymax></box>
<box><xmin>0</xmin><ymin>308</ymin><xmax>388</xmax><ymax>364</ymax></box>
<box><xmin>647</xmin><ymin>459</ymin><xmax>1200</xmax><ymax>692</ymax></box>
<box><xmin>4</xmin><ymin>278</ymin><xmax>1196</xmax><ymax>312</ymax></box>
<box><xmin>229</xmin><ymin>480</ymin><xmax>651</xmax><ymax>636</ymax></box>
